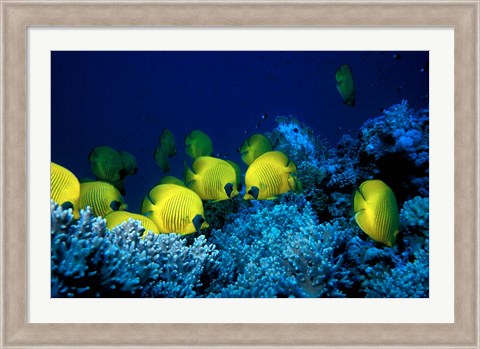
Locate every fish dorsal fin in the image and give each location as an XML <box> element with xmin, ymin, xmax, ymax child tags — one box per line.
<box><xmin>192</xmin><ymin>156</ymin><xmax>217</xmax><ymax>174</ymax></box>
<box><xmin>88</xmin><ymin>148</ymin><xmax>98</xmax><ymax>162</ymax></box>
<box><xmin>184</xmin><ymin>160</ymin><xmax>197</xmax><ymax>185</ymax></box>
<box><xmin>140</xmin><ymin>194</ymin><xmax>155</xmax><ymax>216</ymax></box>
<box><xmin>353</xmin><ymin>187</ymin><xmax>368</xmax><ymax>213</ymax></box>
<box><xmin>285</xmin><ymin>157</ymin><xmax>297</xmax><ymax>172</ymax></box>
<box><xmin>145</xmin><ymin>185</ymin><xmax>174</xmax><ymax>212</ymax></box>
<box><xmin>353</xmin><ymin>187</ymin><xmax>372</xmax><ymax>235</ymax></box>
<box><xmin>146</xmin><ymin>192</ymin><xmax>156</xmax><ymax>205</ymax></box>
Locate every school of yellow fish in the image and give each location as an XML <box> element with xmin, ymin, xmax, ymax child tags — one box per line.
<box><xmin>51</xmin><ymin>126</ymin><xmax>400</xmax><ymax>247</ymax></box>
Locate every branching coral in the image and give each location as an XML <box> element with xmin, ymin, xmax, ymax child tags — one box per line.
<box><xmin>266</xmin><ymin>116</ymin><xmax>332</xmax><ymax>217</ymax></box>
<box><xmin>51</xmin><ymin>201</ymin><xmax>108</xmax><ymax>297</ymax></box>
<box><xmin>357</xmin><ymin>100</ymin><xmax>429</xmax><ymax>200</ymax></box>
<box><xmin>208</xmin><ymin>202</ymin><xmax>354</xmax><ymax>297</ymax></box>
<box><xmin>345</xmin><ymin>196</ymin><xmax>429</xmax><ymax>298</ymax></box>
<box><xmin>359</xmin><ymin>101</ymin><xmax>428</xmax><ymax>162</ymax></box>
<box><xmin>267</xmin><ymin>115</ymin><xmax>319</xmax><ymax>164</ymax></box>
<box><xmin>51</xmin><ymin>101</ymin><xmax>429</xmax><ymax>299</ymax></box>
<box><xmin>327</xmin><ymin>192</ymin><xmax>352</xmax><ymax>218</ymax></box>
<box><xmin>362</xmin><ymin>247</ymin><xmax>429</xmax><ymax>298</ymax></box>
<box><xmin>400</xmin><ymin>196</ymin><xmax>429</xmax><ymax>235</ymax></box>
<box><xmin>51</xmin><ymin>201</ymin><xmax>219</xmax><ymax>297</ymax></box>
<box><xmin>324</xmin><ymin>134</ymin><xmax>360</xmax><ymax>194</ymax></box>
<box><xmin>203</xmin><ymin>196</ymin><xmax>244</xmax><ymax>231</ymax></box>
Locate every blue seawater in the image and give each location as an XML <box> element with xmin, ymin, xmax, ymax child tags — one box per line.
<box><xmin>51</xmin><ymin>51</ymin><xmax>429</xmax><ymax>298</ymax></box>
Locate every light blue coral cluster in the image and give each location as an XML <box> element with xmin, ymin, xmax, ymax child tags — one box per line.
<box><xmin>51</xmin><ymin>100</ymin><xmax>429</xmax><ymax>298</ymax></box>
<box><xmin>51</xmin><ymin>200</ymin><xmax>219</xmax><ymax>297</ymax></box>
<box><xmin>266</xmin><ymin>116</ymin><xmax>331</xmax><ymax>217</ymax></box>
<box><xmin>400</xmin><ymin>196</ymin><xmax>429</xmax><ymax>234</ymax></box>
<box><xmin>207</xmin><ymin>202</ymin><xmax>353</xmax><ymax>297</ymax></box>
<box><xmin>269</xmin><ymin>115</ymin><xmax>319</xmax><ymax>163</ymax></box>
<box><xmin>359</xmin><ymin>100</ymin><xmax>428</xmax><ymax>163</ymax></box>
<box><xmin>357</xmin><ymin>100</ymin><xmax>429</xmax><ymax>198</ymax></box>
<box><xmin>206</xmin><ymin>195</ymin><xmax>428</xmax><ymax>298</ymax></box>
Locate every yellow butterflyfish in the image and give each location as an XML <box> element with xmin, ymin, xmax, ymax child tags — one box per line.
<box><xmin>353</xmin><ymin>179</ymin><xmax>399</xmax><ymax>247</ymax></box>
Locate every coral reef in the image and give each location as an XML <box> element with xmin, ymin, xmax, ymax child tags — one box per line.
<box><xmin>267</xmin><ymin>115</ymin><xmax>319</xmax><ymax>163</ymax></box>
<box><xmin>206</xmin><ymin>195</ymin><xmax>428</xmax><ymax>298</ymax></box>
<box><xmin>51</xmin><ymin>100</ymin><xmax>429</xmax><ymax>298</ymax></box>
<box><xmin>51</xmin><ymin>201</ymin><xmax>219</xmax><ymax>297</ymax></box>
<box><xmin>343</xmin><ymin>196</ymin><xmax>429</xmax><ymax>298</ymax></box>
<box><xmin>400</xmin><ymin>196</ymin><xmax>429</xmax><ymax>234</ymax></box>
<box><xmin>267</xmin><ymin>116</ymin><xmax>332</xmax><ymax>218</ymax></box>
<box><xmin>357</xmin><ymin>100</ymin><xmax>429</xmax><ymax>200</ymax></box>
<box><xmin>203</xmin><ymin>196</ymin><xmax>244</xmax><ymax>231</ymax></box>
<box><xmin>208</xmin><ymin>202</ymin><xmax>354</xmax><ymax>297</ymax></box>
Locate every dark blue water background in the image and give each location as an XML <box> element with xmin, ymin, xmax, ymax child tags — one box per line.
<box><xmin>52</xmin><ymin>51</ymin><xmax>428</xmax><ymax>212</ymax></box>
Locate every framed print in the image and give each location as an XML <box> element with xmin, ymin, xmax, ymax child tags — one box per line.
<box><xmin>1</xmin><ymin>1</ymin><xmax>478</xmax><ymax>348</ymax></box>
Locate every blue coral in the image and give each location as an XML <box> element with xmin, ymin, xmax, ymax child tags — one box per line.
<box><xmin>148</xmin><ymin>233</ymin><xmax>219</xmax><ymax>297</ymax></box>
<box><xmin>51</xmin><ymin>201</ymin><xmax>219</xmax><ymax>297</ymax></box>
<box><xmin>268</xmin><ymin>115</ymin><xmax>319</xmax><ymax>163</ymax></box>
<box><xmin>357</xmin><ymin>100</ymin><xmax>429</xmax><ymax>199</ymax></box>
<box><xmin>400</xmin><ymin>196</ymin><xmax>429</xmax><ymax>234</ymax></box>
<box><xmin>346</xmin><ymin>196</ymin><xmax>429</xmax><ymax>298</ymax></box>
<box><xmin>359</xmin><ymin>100</ymin><xmax>428</xmax><ymax>162</ymax></box>
<box><xmin>267</xmin><ymin>116</ymin><xmax>332</xmax><ymax>217</ymax></box>
<box><xmin>51</xmin><ymin>201</ymin><xmax>108</xmax><ymax>297</ymax></box>
<box><xmin>51</xmin><ymin>100</ymin><xmax>429</xmax><ymax>298</ymax></box>
<box><xmin>362</xmin><ymin>247</ymin><xmax>428</xmax><ymax>298</ymax></box>
<box><xmin>208</xmin><ymin>202</ymin><xmax>354</xmax><ymax>297</ymax></box>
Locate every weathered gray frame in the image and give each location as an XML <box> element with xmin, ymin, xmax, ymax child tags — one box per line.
<box><xmin>1</xmin><ymin>1</ymin><xmax>478</xmax><ymax>348</ymax></box>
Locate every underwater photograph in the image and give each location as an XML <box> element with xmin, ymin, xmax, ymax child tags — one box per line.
<box><xmin>51</xmin><ymin>51</ymin><xmax>429</xmax><ymax>298</ymax></box>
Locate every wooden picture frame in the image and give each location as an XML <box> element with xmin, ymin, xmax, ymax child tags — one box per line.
<box><xmin>1</xmin><ymin>1</ymin><xmax>478</xmax><ymax>347</ymax></box>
